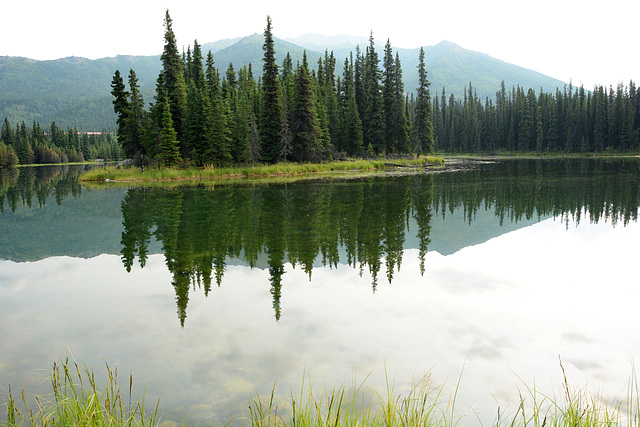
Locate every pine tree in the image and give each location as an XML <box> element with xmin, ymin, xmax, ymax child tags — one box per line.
<box><xmin>125</xmin><ymin>69</ymin><xmax>146</xmax><ymax>163</ymax></box>
<box><xmin>382</xmin><ymin>47</ymin><xmax>409</xmax><ymax>154</ymax></box>
<box><xmin>362</xmin><ymin>33</ymin><xmax>384</xmax><ymax>154</ymax></box>
<box><xmin>184</xmin><ymin>40</ymin><xmax>210</xmax><ymax>164</ymax></box>
<box><xmin>159</xmin><ymin>98</ymin><xmax>181</xmax><ymax>166</ymax></box>
<box><xmin>413</xmin><ymin>47</ymin><xmax>434</xmax><ymax>154</ymax></box>
<box><xmin>340</xmin><ymin>53</ymin><xmax>363</xmax><ymax>155</ymax></box>
<box><xmin>160</xmin><ymin>10</ymin><xmax>187</xmax><ymax>158</ymax></box>
<box><xmin>260</xmin><ymin>16</ymin><xmax>283</xmax><ymax>163</ymax></box>
<box><xmin>291</xmin><ymin>52</ymin><xmax>322</xmax><ymax>162</ymax></box>
<box><xmin>111</xmin><ymin>70</ymin><xmax>130</xmax><ymax>150</ymax></box>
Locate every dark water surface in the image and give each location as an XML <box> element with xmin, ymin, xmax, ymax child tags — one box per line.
<box><xmin>1</xmin><ymin>159</ymin><xmax>639</xmax><ymax>425</ymax></box>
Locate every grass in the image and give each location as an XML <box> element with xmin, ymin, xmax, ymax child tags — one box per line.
<box><xmin>4</xmin><ymin>356</ymin><xmax>159</xmax><ymax>427</ymax></box>
<box><xmin>4</xmin><ymin>358</ymin><xmax>640</xmax><ymax>426</ymax></box>
<box><xmin>77</xmin><ymin>157</ymin><xmax>445</xmax><ymax>183</ymax></box>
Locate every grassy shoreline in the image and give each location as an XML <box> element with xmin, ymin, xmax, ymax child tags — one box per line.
<box><xmin>4</xmin><ymin>358</ymin><xmax>640</xmax><ymax>426</ymax></box>
<box><xmin>78</xmin><ymin>157</ymin><xmax>445</xmax><ymax>183</ymax></box>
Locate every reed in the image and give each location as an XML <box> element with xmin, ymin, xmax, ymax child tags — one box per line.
<box><xmin>4</xmin><ymin>356</ymin><xmax>159</xmax><ymax>426</ymax></box>
<box><xmin>6</xmin><ymin>358</ymin><xmax>640</xmax><ymax>426</ymax></box>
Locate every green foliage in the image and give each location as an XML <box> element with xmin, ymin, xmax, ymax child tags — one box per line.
<box><xmin>160</xmin><ymin>10</ymin><xmax>187</xmax><ymax>150</ymax></box>
<box><xmin>260</xmin><ymin>16</ymin><xmax>283</xmax><ymax>163</ymax></box>
<box><xmin>433</xmin><ymin>80</ymin><xmax>640</xmax><ymax>153</ymax></box>
<box><xmin>158</xmin><ymin>99</ymin><xmax>181</xmax><ymax>166</ymax></box>
<box><xmin>4</xmin><ymin>356</ymin><xmax>159</xmax><ymax>426</ymax></box>
<box><xmin>1</xmin><ymin>117</ymin><xmax>120</xmax><ymax>165</ymax></box>
<box><xmin>414</xmin><ymin>47</ymin><xmax>434</xmax><ymax>154</ymax></box>
<box><xmin>290</xmin><ymin>52</ymin><xmax>323</xmax><ymax>162</ymax></box>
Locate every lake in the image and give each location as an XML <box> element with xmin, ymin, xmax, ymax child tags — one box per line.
<box><xmin>1</xmin><ymin>158</ymin><xmax>639</xmax><ymax>425</ymax></box>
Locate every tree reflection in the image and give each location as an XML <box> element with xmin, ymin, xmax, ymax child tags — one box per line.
<box><xmin>119</xmin><ymin>158</ymin><xmax>640</xmax><ymax>326</ymax></box>
<box><xmin>119</xmin><ymin>175</ymin><xmax>435</xmax><ymax>325</ymax></box>
<box><xmin>0</xmin><ymin>165</ymin><xmax>86</xmax><ymax>213</ymax></box>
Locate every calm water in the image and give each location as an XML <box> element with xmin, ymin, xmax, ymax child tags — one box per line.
<box><xmin>1</xmin><ymin>159</ymin><xmax>639</xmax><ymax>425</ymax></box>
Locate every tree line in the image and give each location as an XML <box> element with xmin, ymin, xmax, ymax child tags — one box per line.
<box><xmin>110</xmin><ymin>12</ymin><xmax>435</xmax><ymax>168</ymax></box>
<box><xmin>434</xmin><ymin>81</ymin><xmax>640</xmax><ymax>153</ymax></box>
<box><xmin>0</xmin><ymin>118</ymin><xmax>124</xmax><ymax>167</ymax></box>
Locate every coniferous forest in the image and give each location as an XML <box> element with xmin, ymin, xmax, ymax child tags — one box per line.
<box><xmin>2</xmin><ymin>12</ymin><xmax>640</xmax><ymax>168</ymax></box>
<box><xmin>107</xmin><ymin>12</ymin><xmax>433</xmax><ymax>168</ymax></box>
<box><xmin>0</xmin><ymin>119</ymin><xmax>123</xmax><ymax>167</ymax></box>
<box><xmin>434</xmin><ymin>81</ymin><xmax>640</xmax><ymax>153</ymax></box>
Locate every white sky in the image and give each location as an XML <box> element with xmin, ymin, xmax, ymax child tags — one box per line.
<box><xmin>2</xmin><ymin>0</ymin><xmax>638</xmax><ymax>89</ymax></box>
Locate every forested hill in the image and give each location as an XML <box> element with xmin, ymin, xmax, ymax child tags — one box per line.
<box><xmin>0</xmin><ymin>36</ymin><xmax>565</xmax><ymax>130</ymax></box>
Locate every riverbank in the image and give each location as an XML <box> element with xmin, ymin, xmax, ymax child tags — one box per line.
<box><xmin>78</xmin><ymin>157</ymin><xmax>445</xmax><ymax>183</ymax></box>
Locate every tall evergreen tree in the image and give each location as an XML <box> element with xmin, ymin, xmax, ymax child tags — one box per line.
<box><xmin>111</xmin><ymin>70</ymin><xmax>130</xmax><ymax>150</ymax></box>
<box><xmin>185</xmin><ymin>40</ymin><xmax>210</xmax><ymax>164</ymax></box>
<box><xmin>160</xmin><ymin>10</ymin><xmax>187</xmax><ymax>158</ymax></box>
<box><xmin>413</xmin><ymin>47</ymin><xmax>434</xmax><ymax>154</ymax></box>
<box><xmin>382</xmin><ymin>44</ymin><xmax>409</xmax><ymax>154</ymax></box>
<box><xmin>159</xmin><ymin>98</ymin><xmax>181</xmax><ymax>166</ymax></box>
<box><xmin>260</xmin><ymin>16</ymin><xmax>283</xmax><ymax>163</ymax></box>
<box><xmin>291</xmin><ymin>52</ymin><xmax>323</xmax><ymax>162</ymax></box>
<box><xmin>125</xmin><ymin>69</ymin><xmax>147</xmax><ymax>164</ymax></box>
<box><xmin>362</xmin><ymin>33</ymin><xmax>385</xmax><ymax>154</ymax></box>
<box><xmin>340</xmin><ymin>53</ymin><xmax>363</xmax><ymax>155</ymax></box>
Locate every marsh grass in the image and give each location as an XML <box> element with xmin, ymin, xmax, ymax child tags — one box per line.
<box><xmin>248</xmin><ymin>370</ymin><xmax>459</xmax><ymax>427</ymax></box>
<box><xmin>78</xmin><ymin>157</ymin><xmax>444</xmax><ymax>183</ymax></box>
<box><xmin>6</xmin><ymin>359</ymin><xmax>640</xmax><ymax>426</ymax></box>
<box><xmin>4</xmin><ymin>356</ymin><xmax>159</xmax><ymax>426</ymax></box>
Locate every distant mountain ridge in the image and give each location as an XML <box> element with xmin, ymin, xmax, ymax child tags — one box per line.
<box><xmin>0</xmin><ymin>35</ymin><xmax>566</xmax><ymax>130</ymax></box>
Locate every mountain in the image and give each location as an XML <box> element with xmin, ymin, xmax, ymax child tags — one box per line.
<box><xmin>284</xmin><ymin>33</ymin><xmax>370</xmax><ymax>51</ymax></box>
<box><xmin>0</xmin><ymin>35</ymin><xmax>566</xmax><ymax>130</ymax></box>
<box><xmin>0</xmin><ymin>54</ymin><xmax>161</xmax><ymax>130</ymax></box>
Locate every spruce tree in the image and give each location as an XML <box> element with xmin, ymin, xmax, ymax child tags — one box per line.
<box><xmin>260</xmin><ymin>16</ymin><xmax>283</xmax><ymax>163</ymax></box>
<box><xmin>125</xmin><ymin>70</ymin><xmax>147</xmax><ymax>164</ymax></box>
<box><xmin>111</xmin><ymin>70</ymin><xmax>130</xmax><ymax>151</ymax></box>
<box><xmin>362</xmin><ymin>33</ymin><xmax>384</xmax><ymax>154</ymax></box>
<box><xmin>291</xmin><ymin>52</ymin><xmax>322</xmax><ymax>162</ymax></box>
<box><xmin>341</xmin><ymin>53</ymin><xmax>363</xmax><ymax>155</ymax></box>
<box><xmin>413</xmin><ymin>47</ymin><xmax>434</xmax><ymax>154</ymax></box>
<box><xmin>184</xmin><ymin>40</ymin><xmax>209</xmax><ymax>164</ymax></box>
<box><xmin>160</xmin><ymin>10</ymin><xmax>187</xmax><ymax>158</ymax></box>
<box><xmin>159</xmin><ymin>98</ymin><xmax>181</xmax><ymax>166</ymax></box>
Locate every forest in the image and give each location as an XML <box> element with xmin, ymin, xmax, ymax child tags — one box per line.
<box><xmin>108</xmin><ymin>11</ymin><xmax>640</xmax><ymax>168</ymax></box>
<box><xmin>434</xmin><ymin>80</ymin><xmax>640</xmax><ymax>153</ymax></box>
<box><xmin>107</xmin><ymin>12</ymin><xmax>434</xmax><ymax>168</ymax></box>
<box><xmin>0</xmin><ymin>119</ymin><xmax>123</xmax><ymax>167</ymax></box>
<box><xmin>2</xmin><ymin>12</ymin><xmax>639</xmax><ymax>168</ymax></box>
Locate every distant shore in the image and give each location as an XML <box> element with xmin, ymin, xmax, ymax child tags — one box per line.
<box><xmin>77</xmin><ymin>156</ymin><xmax>445</xmax><ymax>184</ymax></box>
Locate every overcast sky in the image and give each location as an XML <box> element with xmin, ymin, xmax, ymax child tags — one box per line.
<box><xmin>2</xmin><ymin>0</ymin><xmax>638</xmax><ymax>89</ymax></box>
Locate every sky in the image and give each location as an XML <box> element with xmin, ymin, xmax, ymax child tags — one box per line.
<box><xmin>2</xmin><ymin>0</ymin><xmax>638</xmax><ymax>89</ymax></box>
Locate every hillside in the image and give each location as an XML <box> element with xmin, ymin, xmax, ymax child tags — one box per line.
<box><xmin>0</xmin><ymin>36</ymin><xmax>566</xmax><ymax>130</ymax></box>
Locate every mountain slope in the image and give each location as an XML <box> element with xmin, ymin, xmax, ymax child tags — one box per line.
<box><xmin>0</xmin><ymin>36</ymin><xmax>566</xmax><ymax>130</ymax></box>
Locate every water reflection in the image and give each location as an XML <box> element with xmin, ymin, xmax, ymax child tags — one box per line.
<box><xmin>120</xmin><ymin>176</ymin><xmax>435</xmax><ymax>324</ymax></box>
<box><xmin>2</xmin><ymin>158</ymin><xmax>640</xmax><ymax>425</ymax></box>
<box><xmin>118</xmin><ymin>158</ymin><xmax>640</xmax><ymax>326</ymax></box>
<box><xmin>0</xmin><ymin>165</ymin><xmax>87</xmax><ymax>212</ymax></box>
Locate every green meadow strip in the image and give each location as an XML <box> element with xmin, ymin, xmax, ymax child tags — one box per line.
<box><xmin>78</xmin><ymin>157</ymin><xmax>445</xmax><ymax>183</ymax></box>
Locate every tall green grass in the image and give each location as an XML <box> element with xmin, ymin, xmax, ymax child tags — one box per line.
<box><xmin>78</xmin><ymin>157</ymin><xmax>444</xmax><ymax>183</ymax></box>
<box><xmin>5</xmin><ymin>358</ymin><xmax>640</xmax><ymax>426</ymax></box>
<box><xmin>4</xmin><ymin>357</ymin><xmax>159</xmax><ymax>426</ymax></box>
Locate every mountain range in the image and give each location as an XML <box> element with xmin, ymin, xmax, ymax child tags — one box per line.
<box><xmin>0</xmin><ymin>34</ymin><xmax>566</xmax><ymax>130</ymax></box>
